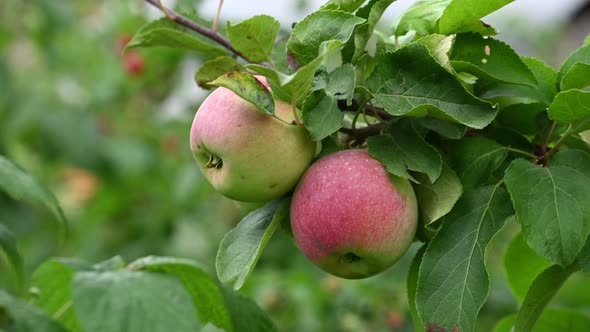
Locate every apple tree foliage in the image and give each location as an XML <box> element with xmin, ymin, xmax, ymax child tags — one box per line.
<box><xmin>2</xmin><ymin>0</ymin><xmax>590</xmax><ymax>331</ymax></box>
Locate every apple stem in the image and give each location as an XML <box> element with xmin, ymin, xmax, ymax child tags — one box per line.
<box><xmin>291</xmin><ymin>95</ymin><xmax>303</xmax><ymax>126</ymax></box>
<box><xmin>367</xmin><ymin>101</ymin><xmax>386</xmax><ymax>124</ymax></box>
<box><xmin>351</xmin><ymin>109</ymin><xmax>361</xmax><ymax>130</ymax></box>
<box><xmin>538</xmin><ymin>124</ymin><xmax>574</xmax><ymax>165</ymax></box>
<box><xmin>541</xmin><ymin>121</ymin><xmax>557</xmax><ymax>154</ymax></box>
<box><xmin>272</xmin><ymin>115</ymin><xmax>293</xmax><ymax>125</ymax></box>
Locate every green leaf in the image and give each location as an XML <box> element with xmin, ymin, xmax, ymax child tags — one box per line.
<box><xmin>392</xmin><ymin>0</ymin><xmax>503</xmax><ymax>36</ymax></box>
<box><xmin>494</xmin><ymin>309</ymin><xmax>590</xmax><ymax>332</ymax></box>
<box><xmin>365</xmin><ymin>43</ymin><xmax>496</xmax><ymax>129</ymax></box>
<box><xmin>326</xmin><ymin>0</ymin><xmax>367</xmax><ymax>12</ymax></box>
<box><xmin>244</xmin><ymin>64</ymin><xmax>290</xmax><ymax>85</ymax></box>
<box><xmin>496</xmin><ymin>102</ymin><xmax>548</xmax><ymax>135</ymax></box>
<box><xmin>221</xmin><ymin>287</ymin><xmax>277</xmax><ymax>332</ymax></box>
<box><xmin>270</xmin><ymin>37</ymin><xmax>289</xmax><ymax>73</ymax></box>
<box><xmin>438</xmin><ymin>0</ymin><xmax>514</xmax><ymax>35</ymax></box>
<box><xmin>0</xmin><ymin>155</ymin><xmax>66</xmax><ymax>238</ymax></box>
<box><xmin>210</xmin><ymin>72</ymin><xmax>275</xmax><ymax>114</ymax></box>
<box><xmin>301</xmin><ymin>91</ymin><xmax>344</xmax><ymax>141</ymax></box>
<box><xmin>560</xmin><ymin>62</ymin><xmax>590</xmax><ymax>91</ymax></box>
<box><xmin>447</xmin><ymin>137</ymin><xmax>508</xmax><ymax>189</ymax></box>
<box><xmin>325</xmin><ymin>64</ymin><xmax>356</xmax><ymax>103</ymax></box>
<box><xmin>227</xmin><ymin>15</ymin><xmax>280</xmax><ymax>63</ymax></box>
<box><xmin>195</xmin><ymin>56</ymin><xmax>245</xmax><ymax>89</ymax></box>
<box><xmin>355</xmin><ymin>53</ymin><xmax>379</xmax><ymax>82</ymax></box>
<box><xmin>451</xmin><ymin>33</ymin><xmax>537</xmax><ymax>87</ymax></box>
<box><xmin>513</xmin><ymin>264</ymin><xmax>580</xmax><ymax>332</ymax></box>
<box><xmin>504</xmin><ymin>232</ymin><xmax>551</xmax><ymax>302</ymax></box>
<box><xmin>262</xmin><ymin>40</ymin><xmax>344</xmax><ymax>106</ymax></box>
<box><xmin>550</xmin><ymin>149</ymin><xmax>590</xmax><ymax>179</ymax></box>
<box><xmin>579</xmin><ymin>240</ymin><xmax>590</xmax><ymax>275</ymax></box>
<box><xmin>558</xmin><ymin>42</ymin><xmax>590</xmax><ymax>83</ymax></box>
<box><xmin>413</xmin><ymin>117</ymin><xmax>467</xmax><ymax>139</ymax></box>
<box><xmin>416</xmin><ymin>34</ymin><xmax>455</xmax><ymax>73</ymax></box>
<box><xmin>564</xmin><ymin>134</ymin><xmax>590</xmax><ymax>153</ymax></box>
<box><xmin>72</xmin><ymin>271</ymin><xmax>201</xmax><ymax>332</ymax></box>
<box><xmin>216</xmin><ymin>198</ymin><xmax>288</xmax><ymax>290</ymax></box>
<box><xmin>478</xmin><ymin>57</ymin><xmax>558</xmax><ymax>105</ymax></box>
<box><xmin>29</xmin><ymin>260</ymin><xmax>82</xmax><ymax>332</ymax></box>
<box><xmin>128</xmin><ymin>256</ymin><xmax>232</xmax><ymax>332</ymax></box>
<box><xmin>504</xmin><ymin>157</ymin><xmax>590</xmax><ymax>266</ymax></box>
<box><xmin>551</xmin><ymin>150</ymin><xmax>590</xmax><ymax>271</ymax></box>
<box><xmin>368</xmin><ymin>120</ymin><xmax>442</xmax><ymax>182</ymax></box>
<box><xmin>548</xmin><ymin>89</ymin><xmax>590</xmax><ymax>125</ymax></box>
<box><xmin>126</xmin><ymin>18</ymin><xmax>226</xmax><ymax>58</ymax></box>
<box><xmin>352</xmin><ymin>0</ymin><xmax>396</xmax><ymax>62</ymax></box>
<box><xmin>416</xmin><ymin>186</ymin><xmax>514</xmax><ymax>332</ymax></box>
<box><xmin>493</xmin><ymin>315</ymin><xmax>516</xmax><ymax>332</ymax></box>
<box><xmin>93</xmin><ymin>255</ymin><xmax>125</xmax><ymax>271</ymax></box>
<box><xmin>408</xmin><ymin>246</ymin><xmax>426</xmax><ymax>332</ymax></box>
<box><xmin>0</xmin><ymin>290</ymin><xmax>66</xmax><ymax>332</ymax></box>
<box><xmin>392</xmin><ymin>0</ymin><xmax>451</xmax><ymax>36</ymax></box>
<box><xmin>414</xmin><ymin>164</ymin><xmax>463</xmax><ymax>226</ymax></box>
<box><xmin>287</xmin><ymin>10</ymin><xmax>365</xmax><ymax>67</ymax></box>
<box><xmin>487</xmin><ymin>127</ymin><xmax>535</xmax><ymax>152</ymax></box>
<box><xmin>0</xmin><ymin>224</ymin><xmax>23</xmax><ymax>291</ymax></box>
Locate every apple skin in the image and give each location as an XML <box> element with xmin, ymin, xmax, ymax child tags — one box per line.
<box><xmin>290</xmin><ymin>149</ymin><xmax>418</xmax><ymax>279</ymax></box>
<box><xmin>190</xmin><ymin>77</ymin><xmax>316</xmax><ymax>202</ymax></box>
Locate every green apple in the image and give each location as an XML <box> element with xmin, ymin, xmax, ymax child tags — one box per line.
<box><xmin>290</xmin><ymin>149</ymin><xmax>418</xmax><ymax>279</ymax></box>
<box><xmin>190</xmin><ymin>77</ymin><xmax>316</xmax><ymax>202</ymax></box>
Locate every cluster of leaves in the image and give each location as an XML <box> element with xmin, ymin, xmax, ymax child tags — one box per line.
<box><xmin>3</xmin><ymin>0</ymin><xmax>590</xmax><ymax>331</ymax></box>
<box><xmin>0</xmin><ymin>155</ymin><xmax>277</xmax><ymax>332</ymax></box>
<box><xmin>128</xmin><ymin>0</ymin><xmax>590</xmax><ymax>331</ymax></box>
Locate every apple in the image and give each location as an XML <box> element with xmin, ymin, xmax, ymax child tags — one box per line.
<box><xmin>122</xmin><ymin>51</ymin><xmax>145</xmax><ymax>76</ymax></box>
<box><xmin>190</xmin><ymin>76</ymin><xmax>316</xmax><ymax>202</ymax></box>
<box><xmin>290</xmin><ymin>149</ymin><xmax>418</xmax><ymax>279</ymax></box>
<box><xmin>115</xmin><ymin>34</ymin><xmax>145</xmax><ymax>76</ymax></box>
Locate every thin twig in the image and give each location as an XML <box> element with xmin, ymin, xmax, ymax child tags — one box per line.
<box><xmin>339</xmin><ymin>123</ymin><xmax>387</xmax><ymax>146</ymax></box>
<box><xmin>337</xmin><ymin>99</ymin><xmax>395</xmax><ymax>121</ymax></box>
<box><xmin>144</xmin><ymin>0</ymin><xmax>250</xmax><ymax>62</ymax></box>
<box><xmin>541</xmin><ymin>121</ymin><xmax>557</xmax><ymax>154</ymax></box>
<box><xmin>157</xmin><ymin>0</ymin><xmax>176</xmax><ymax>20</ymax></box>
<box><xmin>212</xmin><ymin>0</ymin><xmax>224</xmax><ymax>33</ymax></box>
<box><xmin>539</xmin><ymin>124</ymin><xmax>574</xmax><ymax>164</ymax></box>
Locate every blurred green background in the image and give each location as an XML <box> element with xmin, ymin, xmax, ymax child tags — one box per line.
<box><xmin>1</xmin><ymin>1</ymin><xmax>589</xmax><ymax>331</ymax></box>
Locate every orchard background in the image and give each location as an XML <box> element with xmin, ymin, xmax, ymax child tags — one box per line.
<box><xmin>2</xmin><ymin>0</ymin><xmax>590</xmax><ymax>331</ymax></box>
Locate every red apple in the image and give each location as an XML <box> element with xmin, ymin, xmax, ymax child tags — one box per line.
<box><xmin>122</xmin><ymin>52</ymin><xmax>145</xmax><ymax>76</ymax></box>
<box><xmin>115</xmin><ymin>34</ymin><xmax>145</xmax><ymax>76</ymax></box>
<box><xmin>290</xmin><ymin>149</ymin><xmax>418</xmax><ymax>279</ymax></box>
